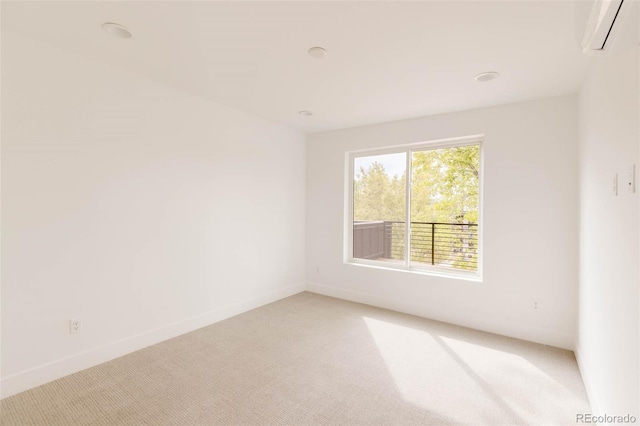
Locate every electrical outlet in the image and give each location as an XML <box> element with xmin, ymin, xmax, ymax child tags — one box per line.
<box><xmin>70</xmin><ymin>319</ymin><xmax>81</xmax><ymax>334</ymax></box>
<box><xmin>627</xmin><ymin>165</ymin><xmax>636</xmax><ymax>193</ymax></box>
<box><xmin>532</xmin><ymin>300</ymin><xmax>539</xmax><ymax>310</ymax></box>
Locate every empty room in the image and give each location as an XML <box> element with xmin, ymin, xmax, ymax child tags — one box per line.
<box><xmin>0</xmin><ymin>1</ymin><xmax>638</xmax><ymax>425</ymax></box>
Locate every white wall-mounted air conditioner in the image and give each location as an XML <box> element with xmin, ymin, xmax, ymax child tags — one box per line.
<box><xmin>581</xmin><ymin>0</ymin><xmax>626</xmax><ymax>53</ymax></box>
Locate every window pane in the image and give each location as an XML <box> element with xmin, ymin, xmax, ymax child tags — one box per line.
<box><xmin>410</xmin><ymin>145</ymin><xmax>480</xmax><ymax>272</ymax></box>
<box><xmin>353</xmin><ymin>153</ymin><xmax>406</xmax><ymax>263</ymax></box>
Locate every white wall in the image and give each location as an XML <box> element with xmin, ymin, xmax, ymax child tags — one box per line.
<box><xmin>306</xmin><ymin>95</ymin><xmax>579</xmax><ymax>350</ymax></box>
<box><xmin>576</xmin><ymin>3</ymin><xmax>639</xmax><ymax>416</ymax></box>
<box><xmin>0</xmin><ymin>30</ymin><xmax>306</xmax><ymax>398</ymax></box>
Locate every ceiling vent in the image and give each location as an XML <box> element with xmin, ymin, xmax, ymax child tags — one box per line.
<box><xmin>581</xmin><ymin>0</ymin><xmax>626</xmax><ymax>53</ymax></box>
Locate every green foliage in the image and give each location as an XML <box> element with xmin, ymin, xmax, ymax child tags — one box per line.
<box><xmin>353</xmin><ymin>162</ymin><xmax>405</xmax><ymax>222</ymax></box>
<box><xmin>353</xmin><ymin>145</ymin><xmax>480</xmax><ymax>271</ymax></box>
<box><xmin>411</xmin><ymin>146</ymin><xmax>479</xmax><ymax>223</ymax></box>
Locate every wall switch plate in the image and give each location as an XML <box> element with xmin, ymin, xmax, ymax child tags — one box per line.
<box><xmin>70</xmin><ymin>319</ymin><xmax>81</xmax><ymax>334</ymax></box>
<box><xmin>627</xmin><ymin>165</ymin><xmax>636</xmax><ymax>193</ymax></box>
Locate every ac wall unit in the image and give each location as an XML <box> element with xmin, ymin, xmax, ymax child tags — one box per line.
<box><xmin>581</xmin><ymin>0</ymin><xmax>625</xmax><ymax>53</ymax></box>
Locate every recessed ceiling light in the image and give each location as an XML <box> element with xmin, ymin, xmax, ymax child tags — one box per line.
<box><xmin>475</xmin><ymin>72</ymin><xmax>499</xmax><ymax>82</ymax></box>
<box><xmin>299</xmin><ymin>111</ymin><xmax>313</xmax><ymax>117</ymax></box>
<box><xmin>307</xmin><ymin>47</ymin><xmax>327</xmax><ymax>58</ymax></box>
<box><xmin>102</xmin><ymin>23</ymin><xmax>132</xmax><ymax>39</ymax></box>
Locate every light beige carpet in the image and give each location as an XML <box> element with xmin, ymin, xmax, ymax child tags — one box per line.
<box><xmin>0</xmin><ymin>292</ymin><xmax>590</xmax><ymax>425</ymax></box>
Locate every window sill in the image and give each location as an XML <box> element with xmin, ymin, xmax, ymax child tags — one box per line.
<box><xmin>345</xmin><ymin>259</ymin><xmax>483</xmax><ymax>283</ymax></box>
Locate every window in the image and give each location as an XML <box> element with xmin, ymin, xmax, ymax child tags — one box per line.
<box><xmin>348</xmin><ymin>137</ymin><xmax>482</xmax><ymax>277</ymax></box>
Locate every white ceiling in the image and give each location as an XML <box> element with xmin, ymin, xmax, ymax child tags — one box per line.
<box><xmin>3</xmin><ymin>1</ymin><xmax>591</xmax><ymax>133</ymax></box>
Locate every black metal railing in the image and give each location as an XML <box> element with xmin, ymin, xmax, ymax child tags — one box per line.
<box><xmin>354</xmin><ymin>221</ymin><xmax>478</xmax><ymax>271</ymax></box>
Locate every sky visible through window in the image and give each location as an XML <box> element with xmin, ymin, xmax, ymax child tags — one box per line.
<box><xmin>354</xmin><ymin>153</ymin><xmax>405</xmax><ymax>180</ymax></box>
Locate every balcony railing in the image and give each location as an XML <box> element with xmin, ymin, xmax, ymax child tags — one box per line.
<box><xmin>353</xmin><ymin>221</ymin><xmax>478</xmax><ymax>271</ymax></box>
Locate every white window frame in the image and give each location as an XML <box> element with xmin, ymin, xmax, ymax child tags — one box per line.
<box><xmin>345</xmin><ymin>135</ymin><xmax>483</xmax><ymax>281</ymax></box>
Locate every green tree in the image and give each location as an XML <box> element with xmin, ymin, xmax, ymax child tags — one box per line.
<box><xmin>353</xmin><ymin>162</ymin><xmax>405</xmax><ymax>221</ymax></box>
<box><xmin>411</xmin><ymin>146</ymin><xmax>479</xmax><ymax>223</ymax></box>
<box><xmin>411</xmin><ymin>146</ymin><xmax>480</xmax><ymax>270</ymax></box>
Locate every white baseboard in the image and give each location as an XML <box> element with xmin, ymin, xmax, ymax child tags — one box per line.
<box><xmin>0</xmin><ymin>283</ymin><xmax>305</xmax><ymax>400</ymax></box>
<box><xmin>574</xmin><ymin>346</ymin><xmax>601</xmax><ymax>413</ymax></box>
<box><xmin>307</xmin><ymin>282</ymin><xmax>574</xmax><ymax>350</ymax></box>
